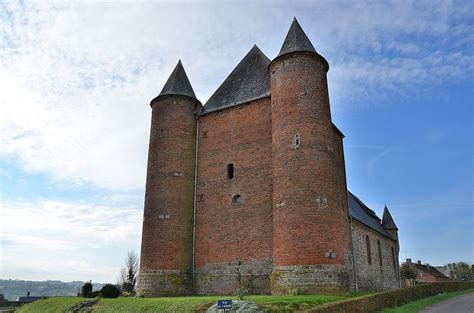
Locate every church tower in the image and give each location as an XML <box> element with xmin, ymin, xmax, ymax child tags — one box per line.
<box><xmin>269</xmin><ymin>18</ymin><xmax>353</xmax><ymax>294</ymax></box>
<box><xmin>138</xmin><ymin>61</ymin><xmax>201</xmax><ymax>296</ymax></box>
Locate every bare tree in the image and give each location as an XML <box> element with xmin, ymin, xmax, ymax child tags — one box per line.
<box><xmin>118</xmin><ymin>250</ymin><xmax>139</xmax><ymax>295</ymax></box>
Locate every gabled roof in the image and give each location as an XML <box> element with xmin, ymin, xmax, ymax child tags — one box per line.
<box><xmin>413</xmin><ymin>263</ymin><xmax>449</xmax><ymax>279</ymax></box>
<box><xmin>156</xmin><ymin>60</ymin><xmax>197</xmax><ymax>100</ymax></box>
<box><xmin>277</xmin><ymin>18</ymin><xmax>317</xmax><ymax>58</ymax></box>
<box><xmin>348</xmin><ymin>191</ymin><xmax>396</xmax><ymax>240</ymax></box>
<box><xmin>201</xmin><ymin>45</ymin><xmax>271</xmax><ymax>114</ymax></box>
<box><xmin>382</xmin><ymin>205</ymin><xmax>398</xmax><ymax>230</ymax></box>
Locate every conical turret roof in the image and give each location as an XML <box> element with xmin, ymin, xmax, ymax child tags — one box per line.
<box><xmin>157</xmin><ymin>60</ymin><xmax>197</xmax><ymax>100</ymax></box>
<box><xmin>277</xmin><ymin>18</ymin><xmax>317</xmax><ymax>57</ymax></box>
<box><xmin>202</xmin><ymin>45</ymin><xmax>271</xmax><ymax>114</ymax></box>
<box><xmin>382</xmin><ymin>205</ymin><xmax>398</xmax><ymax>230</ymax></box>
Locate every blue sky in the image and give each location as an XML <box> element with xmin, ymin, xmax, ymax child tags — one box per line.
<box><xmin>0</xmin><ymin>0</ymin><xmax>473</xmax><ymax>283</ymax></box>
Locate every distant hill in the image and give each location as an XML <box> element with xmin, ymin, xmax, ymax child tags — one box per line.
<box><xmin>0</xmin><ymin>279</ymin><xmax>105</xmax><ymax>301</ymax></box>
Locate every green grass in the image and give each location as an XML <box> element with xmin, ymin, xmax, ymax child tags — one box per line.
<box><xmin>17</xmin><ymin>297</ymin><xmax>85</xmax><ymax>313</ymax></box>
<box><xmin>381</xmin><ymin>288</ymin><xmax>474</xmax><ymax>313</ymax></box>
<box><xmin>17</xmin><ymin>294</ymin><xmax>350</xmax><ymax>312</ymax></box>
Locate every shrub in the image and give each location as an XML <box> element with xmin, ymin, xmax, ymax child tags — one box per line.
<box><xmin>87</xmin><ymin>291</ymin><xmax>101</xmax><ymax>298</ymax></box>
<box><xmin>307</xmin><ymin>281</ymin><xmax>474</xmax><ymax>313</ymax></box>
<box><xmin>100</xmin><ymin>284</ymin><xmax>121</xmax><ymax>298</ymax></box>
<box><xmin>81</xmin><ymin>281</ymin><xmax>92</xmax><ymax>297</ymax></box>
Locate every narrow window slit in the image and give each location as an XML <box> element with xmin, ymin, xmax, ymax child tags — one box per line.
<box><xmin>227</xmin><ymin>163</ymin><xmax>234</xmax><ymax>179</ymax></box>
<box><xmin>293</xmin><ymin>133</ymin><xmax>301</xmax><ymax>149</ymax></box>
<box><xmin>366</xmin><ymin>235</ymin><xmax>372</xmax><ymax>265</ymax></box>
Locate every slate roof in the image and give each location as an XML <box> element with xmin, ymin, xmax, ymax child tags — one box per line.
<box><xmin>277</xmin><ymin>18</ymin><xmax>317</xmax><ymax>58</ymax></box>
<box><xmin>413</xmin><ymin>263</ymin><xmax>449</xmax><ymax>279</ymax></box>
<box><xmin>16</xmin><ymin>296</ymin><xmax>42</xmax><ymax>302</ymax></box>
<box><xmin>201</xmin><ymin>45</ymin><xmax>271</xmax><ymax>114</ymax></box>
<box><xmin>155</xmin><ymin>60</ymin><xmax>197</xmax><ymax>101</ymax></box>
<box><xmin>382</xmin><ymin>205</ymin><xmax>398</xmax><ymax>230</ymax></box>
<box><xmin>348</xmin><ymin>191</ymin><xmax>396</xmax><ymax>240</ymax></box>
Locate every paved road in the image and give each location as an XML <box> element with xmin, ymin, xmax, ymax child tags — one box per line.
<box><xmin>420</xmin><ymin>292</ymin><xmax>474</xmax><ymax>313</ymax></box>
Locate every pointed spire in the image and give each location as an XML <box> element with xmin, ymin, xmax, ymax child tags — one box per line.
<box><xmin>277</xmin><ymin>17</ymin><xmax>317</xmax><ymax>58</ymax></box>
<box><xmin>382</xmin><ymin>205</ymin><xmax>398</xmax><ymax>230</ymax></box>
<box><xmin>157</xmin><ymin>60</ymin><xmax>197</xmax><ymax>100</ymax></box>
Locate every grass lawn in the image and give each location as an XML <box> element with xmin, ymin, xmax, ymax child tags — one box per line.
<box><xmin>17</xmin><ymin>297</ymin><xmax>85</xmax><ymax>313</ymax></box>
<box><xmin>17</xmin><ymin>293</ymin><xmax>353</xmax><ymax>312</ymax></box>
<box><xmin>381</xmin><ymin>288</ymin><xmax>474</xmax><ymax>313</ymax></box>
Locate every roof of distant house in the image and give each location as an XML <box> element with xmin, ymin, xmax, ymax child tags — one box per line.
<box><xmin>413</xmin><ymin>263</ymin><xmax>449</xmax><ymax>279</ymax></box>
<box><xmin>16</xmin><ymin>296</ymin><xmax>42</xmax><ymax>302</ymax></box>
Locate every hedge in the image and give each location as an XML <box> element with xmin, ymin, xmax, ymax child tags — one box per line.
<box><xmin>306</xmin><ymin>281</ymin><xmax>474</xmax><ymax>313</ymax></box>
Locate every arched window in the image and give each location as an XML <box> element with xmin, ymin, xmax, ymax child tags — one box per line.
<box><xmin>391</xmin><ymin>247</ymin><xmax>397</xmax><ymax>269</ymax></box>
<box><xmin>232</xmin><ymin>195</ymin><xmax>242</xmax><ymax>204</ymax></box>
<box><xmin>366</xmin><ymin>235</ymin><xmax>372</xmax><ymax>265</ymax></box>
<box><xmin>377</xmin><ymin>240</ymin><xmax>383</xmax><ymax>266</ymax></box>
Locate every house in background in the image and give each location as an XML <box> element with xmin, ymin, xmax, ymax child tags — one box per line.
<box><xmin>15</xmin><ymin>291</ymin><xmax>41</xmax><ymax>303</ymax></box>
<box><xmin>407</xmin><ymin>259</ymin><xmax>449</xmax><ymax>283</ymax></box>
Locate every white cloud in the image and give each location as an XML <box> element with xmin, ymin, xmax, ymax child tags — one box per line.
<box><xmin>0</xmin><ymin>0</ymin><xmax>472</xmax><ymax>192</ymax></box>
<box><xmin>0</xmin><ymin>0</ymin><xmax>473</xmax><ymax>282</ymax></box>
<box><xmin>0</xmin><ymin>197</ymin><xmax>142</xmax><ymax>281</ymax></box>
<box><xmin>0</xmin><ymin>199</ymin><xmax>142</xmax><ymax>246</ymax></box>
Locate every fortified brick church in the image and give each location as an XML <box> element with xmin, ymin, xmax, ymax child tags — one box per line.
<box><xmin>138</xmin><ymin>18</ymin><xmax>401</xmax><ymax>296</ymax></box>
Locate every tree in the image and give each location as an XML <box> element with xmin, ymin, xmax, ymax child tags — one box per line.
<box><xmin>118</xmin><ymin>250</ymin><xmax>139</xmax><ymax>295</ymax></box>
<box><xmin>81</xmin><ymin>281</ymin><xmax>92</xmax><ymax>297</ymax></box>
<box><xmin>447</xmin><ymin>262</ymin><xmax>472</xmax><ymax>281</ymax></box>
<box><xmin>100</xmin><ymin>284</ymin><xmax>120</xmax><ymax>298</ymax></box>
<box><xmin>400</xmin><ymin>262</ymin><xmax>417</xmax><ymax>286</ymax></box>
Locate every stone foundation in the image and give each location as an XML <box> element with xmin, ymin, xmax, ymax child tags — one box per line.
<box><xmin>137</xmin><ymin>269</ymin><xmax>192</xmax><ymax>297</ymax></box>
<box><xmin>195</xmin><ymin>259</ymin><xmax>272</xmax><ymax>295</ymax></box>
<box><xmin>270</xmin><ymin>264</ymin><xmax>352</xmax><ymax>295</ymax></box>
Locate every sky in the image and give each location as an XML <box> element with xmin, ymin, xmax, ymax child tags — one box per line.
<box><xmin>0</xmin><ymin>0</ymin><xmax>473</xmax><ymax>283</ymax></box>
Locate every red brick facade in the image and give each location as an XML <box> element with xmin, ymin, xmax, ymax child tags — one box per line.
<box><xmin>139</xmin><ymin>95</ymin><xmax>200</xmax><ymax>296</ymax></box>
<box><xmin>271</xmin><ymin>52</ymin><xmax>350</xmax><ymax>268</ymax></box>
<box><xmin>138</xmin><ymin>18</ymin><xmax>399</xmax><ymax>297</ymax></box>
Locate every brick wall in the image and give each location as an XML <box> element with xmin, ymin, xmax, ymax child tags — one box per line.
<box><xmin>138</xmin><ymin>53</ymin><xmax>401</xmax><ymax>297</ymax></box>
<box><xmin>195</xmin><ymin>97</ymin><xmax>274</xmax><ymax>294</ymax></box>
<box><xmin>351</xmin><ymin>219</ymin><xmax>400</xmax><ymax>290</ymax></box>
<box><xmin>138</xmin><ymin>95</ymin><xmax>199</xmax><ymax>296</ymax></box>
<box><xmin>269</xmin><ymin>51</ymin><xmax>353</xmax><ymax>293</ymax></box>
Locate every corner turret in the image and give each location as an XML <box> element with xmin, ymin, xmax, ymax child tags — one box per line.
<box><xmin>269</xmin><ymin>18</ymin><xmax>353</xmax><ymax>294</ymax></box>
<box><xmin>382</xmin><ymin>205</ymin><xmax>398</xmax><ymax>239</ymax></box>
<box><xmin>138</xmin><ymin>61</ymin><xmax>200</xmax><ymax>297</ymax></box>
<box><xmin>271</xmin><ymin>18</ymin><xmax>329</xmax><ymax>72</ymax></box>
<box><xmin>151</xmin><ymin>60</ymin><xmax>200</xmax><ymax>107</ymax></box>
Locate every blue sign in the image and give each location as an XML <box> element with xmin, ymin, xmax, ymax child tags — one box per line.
<box><xmin>217</xmin><ymin>299</ymin><xmax>233</xmax><ymax>310</ymax></box>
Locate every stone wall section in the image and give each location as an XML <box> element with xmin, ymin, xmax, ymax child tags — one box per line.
<box><xmin>351</xmin><ymin>220</ymin><xmax>400</xmax><ymax>290</ymax></box>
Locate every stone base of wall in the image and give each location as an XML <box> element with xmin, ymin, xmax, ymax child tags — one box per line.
<box><xmin>271</xmin><ymin>264</ymin><xmax>353</xmax><ymax>295</ymax></box>
<box><xmin>195</xmin><ymin>259</ymin><xmax>272</xmax><ymax>295</ymax></box>
<box><xmin>137</xmin><ymin>269</ymin><xmax>192</xmax><ymax>297</ymax></box>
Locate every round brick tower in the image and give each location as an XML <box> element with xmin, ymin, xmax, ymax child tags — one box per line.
<box><xmin>270</xmin><ymin>19</ymin><xmax>353</xmax><ymax>294</ymax></box>
<box><xmin>138</xmin><ymin>60</ymin><xmax>201</xmax><ymax>297</ymax></box>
